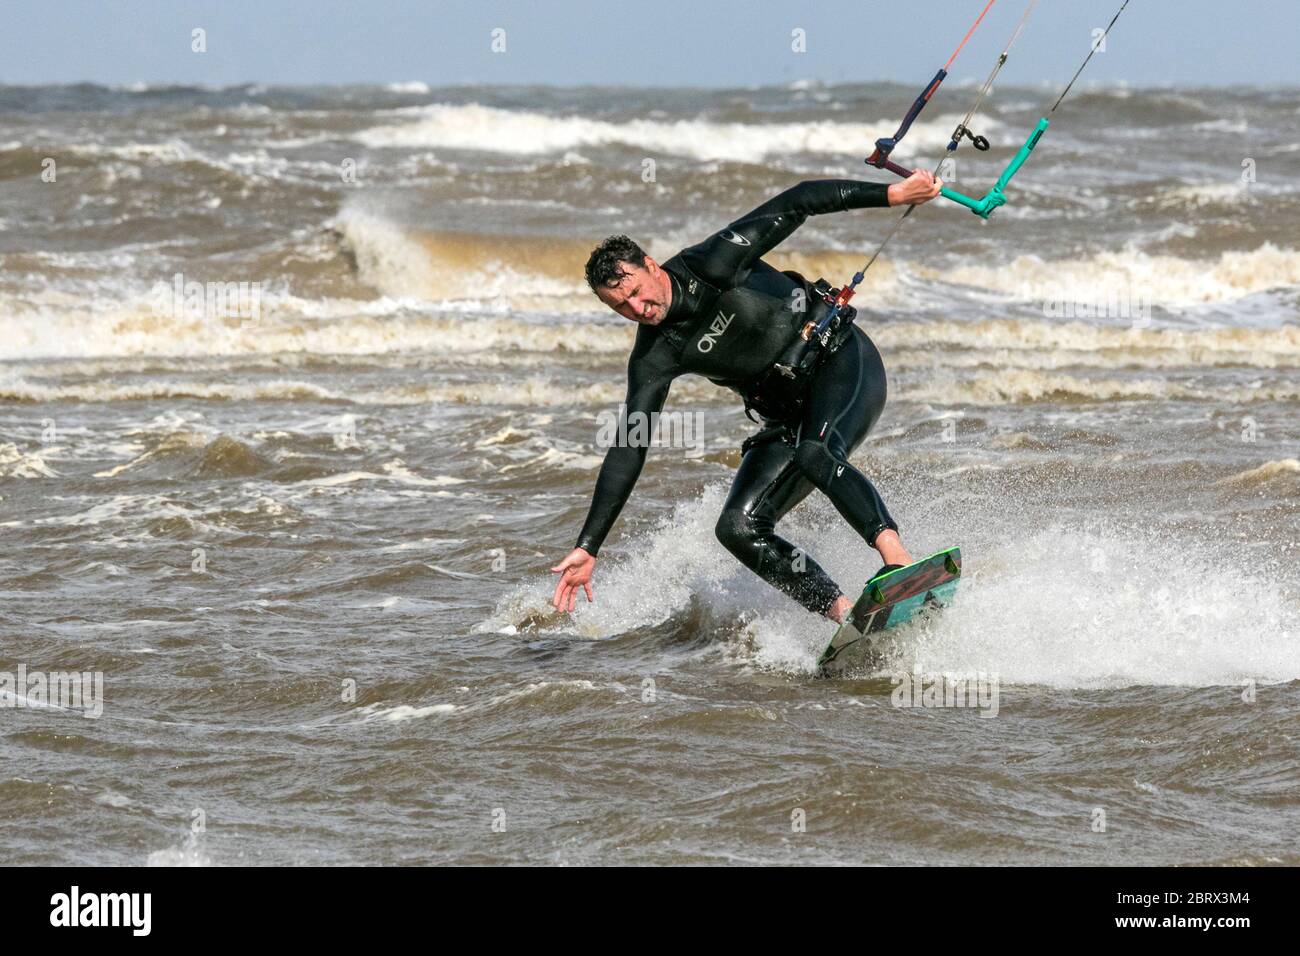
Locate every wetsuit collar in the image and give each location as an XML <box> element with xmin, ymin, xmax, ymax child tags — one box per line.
<box><xmin>661</xmin><ymin>267</ymin><xmax>685</xmax><ymax>324</ymax></box>
<box><xmin>660</xmin><ymin>257</ymin><xmax>716</xmax><ymax>325</ymax></box>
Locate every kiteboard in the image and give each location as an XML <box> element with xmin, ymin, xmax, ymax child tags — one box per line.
<box><xmin>817</xmin><ymin>546</ymin><xmax>961</xmax><ymax>676</ymax></box>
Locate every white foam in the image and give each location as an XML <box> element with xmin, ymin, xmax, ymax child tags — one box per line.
<box><xmin>1215</xmin><ymin>458</ymin><xmax>1300</xmax><ymax>488</ymax></box>
<box><xmin>904</xmin><ymin>369</ymin><xmax>1300</xmax><ymax>406</ymax></box>
<box><xmin>147</xmin><ymin>836</ymin><xmax>213</xmax><ymax>867</ymax></box>
<box><xmin>356</xmin><ymin>102</ymin><xmax>997</xmax><ymax>163</ymax></box>
<box><xmin>482</xmin><ymin>484</ymin><xmax>729</xmax><ymax>639</ymax></box>
<box><xmin>934</xmin><ymin>243</ymin><xmax>1300</xmax><ymax>309</ymax></box>
<box><xmin>1145</xmin><ymin>181</ymin><xmax>1259</xmax><ymax>209</ymax></box>
<box><xmin>385</xmin><ymin>81</ymin><xmax>431</xmax><ymax>95</ymax></box>
<box><xmin>480</xmin><ymin>680</ymin><xmax>604</xmax><ymax>709</ymax></box>
<box><xmin>884</xmin><ymin>529</ymin><xmax>1300</xmax><ymax>689</ymax></box>
<box><xmin>492</xmin><ymin>483</ymin><xmax>1300</xmax><ymax>690</ymax></box>
<box><xmin>0</xmin><ymin>443</ymin><xmax>59</xmax><ymax>478</ymax></box>
<box><xmin>302</xmin><ymin>461</ymin><xmax>465</xmax><ymax>487</ymax></box>
<box><xmin>360</xmin><ymin>703</ymin><xmax>457</xmax><ymax>723</ymax></box>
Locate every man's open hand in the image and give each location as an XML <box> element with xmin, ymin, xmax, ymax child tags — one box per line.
<box><xmin>550</xmin><ymin>547</ymin><xmax>596</xmax><ymax>612</ymax></box>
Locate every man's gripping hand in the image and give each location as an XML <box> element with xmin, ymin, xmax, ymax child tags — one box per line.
<box><xmin>887</xmin><ymin>169</ymin><xmax>943</xmax><ymax>206</ymax></box>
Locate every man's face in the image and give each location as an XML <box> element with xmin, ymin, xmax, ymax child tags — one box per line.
<box><xmin>595</xmin><ymin>259</ymin><xmax>670</xmax><ymax>325</ymax></box>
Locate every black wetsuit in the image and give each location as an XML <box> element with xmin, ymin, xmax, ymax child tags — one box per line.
<box><xmin>576</xmin><ymin>179</ymin><xmax>899</xmax><ymax>616</ymax></box>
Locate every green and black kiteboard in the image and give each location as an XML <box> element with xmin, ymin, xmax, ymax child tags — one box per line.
<box><xmin>817</xmin><ymin>546</ymin><xmax>961</xmax><ymax>676</ymax></box>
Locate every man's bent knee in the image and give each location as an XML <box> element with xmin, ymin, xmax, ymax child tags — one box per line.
<box><xmin>714</xmin><ymin>508</ymin><xmax>755</xmax><ymax>556</ymax></box>
<box><xmin>793</xmin><ymin>440</ymin><xmax>842</xmax><ymax>487</ymax></box>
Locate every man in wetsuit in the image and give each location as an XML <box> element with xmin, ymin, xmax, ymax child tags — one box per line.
<box><xmin>551</xmin><ymin>170</ymin><xmax>942</xmax><ymax>624</ymax></box>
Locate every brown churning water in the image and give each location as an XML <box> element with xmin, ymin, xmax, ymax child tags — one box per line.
<box><xmin>1</xmin><ymin>82</ymin><xmax>1298</xmax><ymax>864</ymax></box>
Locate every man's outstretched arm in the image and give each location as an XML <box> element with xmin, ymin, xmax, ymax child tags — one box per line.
<box><xmin>551</xmin><ymin>340</ymin><xmax>674</xmax><ymax>612</ymax></box>
<box><xmin>680</xmin><ymin>172</ymin><xmax>940</xmax><ymax>291</ymax></box>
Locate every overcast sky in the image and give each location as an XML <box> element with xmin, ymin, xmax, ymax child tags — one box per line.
<box><xmin>2</xmin><ymin>0</ymin><xmax>1294</xmax><ymax>88</ymax></box>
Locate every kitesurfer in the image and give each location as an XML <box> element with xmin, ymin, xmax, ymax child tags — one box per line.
<box><xmin>551</xmin><ymin>171</ymin><xmax>941</xmax><ymax>623</ymax></box>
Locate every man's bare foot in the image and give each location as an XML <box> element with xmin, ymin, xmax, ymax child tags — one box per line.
<box><xmin>874</xmin><ymin>529</ymin><xmax>913</xmax><ymax>568</ymax></box>
<box><xmin>827</xmin><ymin>531</ymin><xmax>914</xmax><ymax>623</ymax></box>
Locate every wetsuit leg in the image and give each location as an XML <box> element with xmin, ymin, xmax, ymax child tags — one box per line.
<box><xmin>714</xmin><ymin>438</ymin><xmax>844</xmax><ymax>616</ymax></box>
<box><xmin>792</xmin><ymin>326</ymin><xmax>898</xmax><ymax>545</ymax></box>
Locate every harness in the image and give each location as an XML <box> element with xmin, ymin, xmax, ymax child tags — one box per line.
<box><xmin>741</xmin><ymin>274</ymin><xmax>856</xmax><ymax>426</ymax></box>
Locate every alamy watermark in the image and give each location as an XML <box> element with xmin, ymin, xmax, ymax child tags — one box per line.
<box><xmin>0</xmin><ymin>665</ymin><xmax>104</xmax><ymax>718</ymax></box>
<box><xmin>596</xmin><ymin>403</ymin><xmax>705</xmax><ymax>458</ymax></box>
<box><xmin>150</xmin><ymin>271</ymin><xmax>263</xmax><ymax>326</ymax></box>
<box><xmin>1043</xmin><ymin>284</ymin><xmax>1152</xmax><ymax>327</ymax></box>
<box><xmin>49</xmin><ymin>886</ymin><xmax>151</xmax><ymax>936</ymax></box>
<box><xmin>891</xmin><ymin>667</ymin><xmax>999</xmax><ymax>718</ymax></box>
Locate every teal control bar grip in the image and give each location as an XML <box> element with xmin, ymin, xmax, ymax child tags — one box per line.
<box><xmin>938</xmin><ymin>117</ymin><xmax>1050</xmax><ymax>219</ymax></box>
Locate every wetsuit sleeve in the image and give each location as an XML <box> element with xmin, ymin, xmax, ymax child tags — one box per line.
<box><xmin>575</xmin><ymin>334</ymin><xmax>675</xmax><ymax>556</ymax></box>
<box><xmin>679</xmin><ymin>179</ymin><xmax>891</xmax><ymax>290</ymax></box>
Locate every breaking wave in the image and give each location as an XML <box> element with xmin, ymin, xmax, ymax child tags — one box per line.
<box><xmin>354</xmin><ymin>102</ymin><xmax>996</xmax><ymax>163</ymax></box>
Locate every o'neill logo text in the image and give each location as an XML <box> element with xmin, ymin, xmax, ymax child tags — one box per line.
<box><xmin>697</xmin><ymin>311</ymin><xmax>734</xmax><ymax>353</ymax></box>
<box><xmin>50</xmin><ymin>886</ymin><xmax>151</xmax><ymax>936</ymax></box>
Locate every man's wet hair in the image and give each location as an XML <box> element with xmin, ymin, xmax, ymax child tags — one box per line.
<box><xmin>585</xmin><ymin>235</ymin><xmax>647</xmax><ymax>292</ymax></box>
